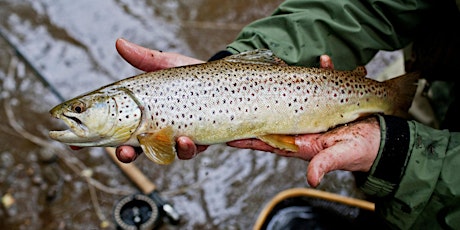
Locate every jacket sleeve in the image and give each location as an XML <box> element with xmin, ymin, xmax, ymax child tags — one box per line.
<box><xmin>226</xmin><ymin>0</ymin><xmax>434</xmax><ymax>70</ymax></box>
<box><xmin>359</xmin><ymin>115</ymin><xmax>460</xmax><ymax>229</ymax></box>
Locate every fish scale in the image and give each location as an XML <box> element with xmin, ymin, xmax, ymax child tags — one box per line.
<box><xmin>49</xmin><ymin>49</ymin><xmax>419</xmax><ymax>164</ymax></box>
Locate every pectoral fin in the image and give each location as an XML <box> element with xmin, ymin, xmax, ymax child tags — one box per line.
<box><xmin>258</xmin><ymin>134</ymin><xmax>299</xmax><ymax>152</ymax></box>
<box><xmin>137</xmin><ymin>127</ymin><xmax>176</xmax><ymax>165</ymax></box>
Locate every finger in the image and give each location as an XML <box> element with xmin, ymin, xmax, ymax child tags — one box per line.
<box><xmin>115</xmin><ymin>38</ymin><xmax>203</xmax><ymax>71</ymax></box>
<box><xmin>116</xmin><ymin>146</ymin><xmax>139</xmax><ymax>163</ymax></box>
<box><xmin>306</xmin><ymin>151</ymin><xmax>336</xmax><ymax>187</ymax></box>
<box><xmin>227</xmin><ymin>139</ymin><xmax>279</xmax><ymax>153</ymax></box>
<box><xmin>228</xmin><ymin>138</ymin><xmax>308</xmax><ymax>158</ymax></box>
<box><xmin>306</xmin><ymin>144</ymin><xmax>352</xmax><ymax>187</ymax></box>
<box><xmin>196</xmin><ymin>145</ymin><xmax>209</xmax><ymax>153</ymax></box>
<box><xmin>176</xmin><ymin>136</ymin><xmax>199</xmax><ymax>160</ymax></box>
<box><xmin>319</xmin><ymin>55</ymin><xmax>334</xmax><ymax>69</ymax></box>
<box><xmin>294</xmin><ymin>133</ymin><xmax>324</xmax><ymax>160</ymax></box>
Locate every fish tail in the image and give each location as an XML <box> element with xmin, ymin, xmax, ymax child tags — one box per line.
<box><xmin>386</xmin><ymin>71</ymin><xmax>420</xmax><ymax>118</ymax></box>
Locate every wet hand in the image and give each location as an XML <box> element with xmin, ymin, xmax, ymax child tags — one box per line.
<box><xmin>228</xmin><ymin>117</ymin><xmax>380</xmax><ymax>187</ymax></box>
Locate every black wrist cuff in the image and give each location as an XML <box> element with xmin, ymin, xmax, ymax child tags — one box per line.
<box><xmin>373</xmin><ymin>115</ymin><xmax>411</xmax><ymax>184</ymax></box>
<box><xmin>208</xmin><ymin>50</ymin><xmax>233</xmax><ymax>61</ymax></box>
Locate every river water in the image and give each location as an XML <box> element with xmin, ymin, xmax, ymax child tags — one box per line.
<box><xmin>0</xmin><ymin>1</ymin><xmax>402</xmax><ymax>229</ymax></box>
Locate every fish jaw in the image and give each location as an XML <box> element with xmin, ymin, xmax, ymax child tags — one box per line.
<box><xmin>49</xmin><ymin>109</ymin><xmax>104</xmax><ymax>146</ymax></box>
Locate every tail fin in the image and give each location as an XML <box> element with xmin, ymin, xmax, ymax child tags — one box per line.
<box><xmin>386</xmin><ymin>72</ymin><xmax>420</xmax><ymax>118</ymax></box>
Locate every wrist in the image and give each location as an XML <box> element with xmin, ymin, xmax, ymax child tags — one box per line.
<box><xmin>357</xmin><ymin>115</ymin><xmax>411</xmax><ymax>197</ymax></box>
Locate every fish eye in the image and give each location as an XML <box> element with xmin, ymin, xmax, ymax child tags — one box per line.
<box><xmin>71</xmin><ymin>101</ymin><xmax>86</xmax><ymax>113</ymax></box>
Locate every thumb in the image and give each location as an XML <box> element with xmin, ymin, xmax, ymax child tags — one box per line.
<box><xmin>306</xmin><ymin>148</ymin><xmax>341</xmax><ymax>187</ymax></box>
<box><xmin>115</xmin><ymin>38</ymin><xmax>203</xmax><ymax>71</ymax></box>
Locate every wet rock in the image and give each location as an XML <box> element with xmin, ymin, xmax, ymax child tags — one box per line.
<box><xmin>0</xmin><ymin>151</ymin><xmax>15</xmax><ymax>168</ymax></box>
<box><xmin>38</xmin><ymin>147</ymin><xmax>58</xmax><ymax>163</ymax></box>
<box><xmin>1</xmin><ymin>192</ymin><xmax>18</xmax><ymax>216</ymax></box>
<box><xmin>1</xmin><ymin>192</ymin><xmax>15</xmax><ymax>209</ymax></box>
<box><xmin>42</xmin><ymin>164</ymin><xmax>63</xmax><ymax>202</ymax></box>
<box><xmin>31</xmin><ymin>174</ymin><xmax>44</xmax><ymax>185</ymax></box>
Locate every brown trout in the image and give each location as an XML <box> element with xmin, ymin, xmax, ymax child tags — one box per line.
<box><xmin>49</xmin><ymin>49</ymin><xmax>418</xmax><ymax>164</ymax></box>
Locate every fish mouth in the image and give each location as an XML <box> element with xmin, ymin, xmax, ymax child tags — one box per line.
<box><xmin>49</xmin><ymin>113</ymin><xmax>89</xmax><ymax>144</ymax></box>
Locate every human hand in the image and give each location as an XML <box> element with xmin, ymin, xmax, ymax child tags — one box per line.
<box><xmin>228</xmin><ymin>116</ymin><xmax>380</xmax><ymax>187</ymax></box>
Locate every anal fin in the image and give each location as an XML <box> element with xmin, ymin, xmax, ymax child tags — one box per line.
<box><xmin>258</xmin><ymin>134</ymin><xmax>299</xmax><ymax>152</ymax></box>
<box><xmin>137</xmin><ymin>126</ymin><xmax>176</xmax><ymax>165</ymax></box>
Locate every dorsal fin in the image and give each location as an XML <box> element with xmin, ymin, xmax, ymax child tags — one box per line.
<box><xmin>223</xmin><ymin>49</ymin><xmax>288</xmax><ymax>66</ymax></box>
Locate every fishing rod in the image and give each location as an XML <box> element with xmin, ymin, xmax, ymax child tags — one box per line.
<box><xmin>0</xmin><ymin>27</ymin><xmax>180</xmax><ymax>229</ymax></box>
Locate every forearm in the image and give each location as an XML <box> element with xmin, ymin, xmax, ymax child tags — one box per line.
<box><xmin>359</xmin><ymin>115</ymin><xmax>460</xmax><ymax>229</ymax></box>
<box><xmin>227</xmin><ymin>0</ymin><xmax>434</xmax><ymax>70</ymax></box>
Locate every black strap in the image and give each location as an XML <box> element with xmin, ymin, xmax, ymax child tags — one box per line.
<box><xmin>373</xmin><ymin>115</ymin><xmax>411</xmax><ymax>184</ymax></box>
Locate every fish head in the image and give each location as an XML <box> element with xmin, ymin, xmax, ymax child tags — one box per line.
<box><xmin>49</xmin><ymin>89</ymin><xmax>142</xmax><ymax>147</ymax></box>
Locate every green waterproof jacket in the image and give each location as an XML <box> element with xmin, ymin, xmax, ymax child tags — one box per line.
<box><xmin>223</xmin><ymin>0</ymin><xmax>460</xmax><ymax>229</ymax></box>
